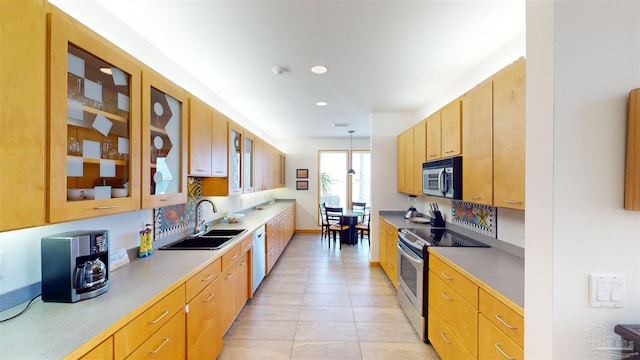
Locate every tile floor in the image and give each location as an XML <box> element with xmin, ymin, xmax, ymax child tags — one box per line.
<box><xmin>218</xmin><ymin>233</ymin><xmax>440</xmax><ymax>360</ymax></box>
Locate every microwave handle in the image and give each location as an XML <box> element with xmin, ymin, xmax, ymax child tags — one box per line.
<box><xmin>437</xmin><ymin>168</ymin><xmax>446</xmax><ymax>194</ymax></box>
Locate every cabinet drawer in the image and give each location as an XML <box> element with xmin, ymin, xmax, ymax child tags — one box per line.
<box><xmin>79</xmin><ymin>337</ymin><xmax>113</xmax><ymax>360</ymax></box>
<box><xmin>430</xmin><ymin>255</ymin><xmax>478</xmax><ymax>307</ymax></box>
<box><xmin>428</xmin><ymin>306</ymin><xmax>474</xmax><ymax>360</ymax></box>
<box><xmin>479</xmin><ymin>289</ymin><xmax>524</xmax><ymax>348</ymax></box>
<box><xmin>185</xmin><ymin>257</ymin><xmax>221</xmax><ymax>302</ymax></box>
<box><xmin>125</xmin><ymin>310</ymin><xmax>186</xmax><ymax>360</ymax></box>
<box><xmin>114</xmin><ymin>285</ymin><xmax>185</xmax><ymax>359</ymax></box>
<box><xmin>222</xmin><ymin>243</ymin><xmax>241</xmax><ymax>270</ymax></box>
<box><xmin>240</xmin><ymin>234</ymin><xmax>253</xmax><ymax>254</ymax></box>
<box><xmin>429</xmin><ymin>270</ymin><xmax>477</xmax><ymax>357</ymax></box>
<box><xmin>478</xmin><ymin>314</ymin><xmax>523</xmax><ymax>360</ymax></box>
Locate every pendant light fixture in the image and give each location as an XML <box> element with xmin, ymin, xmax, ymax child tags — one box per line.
<box><xmin>348</xmin><ymin>130</ymin><xmax>356</xmax><ymax>175</ymax></box>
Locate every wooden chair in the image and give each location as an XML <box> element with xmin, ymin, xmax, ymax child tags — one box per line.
<box><xmin>354</xmin><ymin>207</ymin><xmax>370</xmax><ymax>245</ymax></box>
<box><xmin>352</xmin><ymin>202</ymin><xmax>366</xmax><ymax>222</ymax></box>
<box><xmin>319</xmin><ymin>202</ymin><xmax>329</xmax><ymax>240</ymax></box>
<box><xmin>326</xmin><ymin>207</ymin><xmax>349</xmax><ymax>249</ymax></box>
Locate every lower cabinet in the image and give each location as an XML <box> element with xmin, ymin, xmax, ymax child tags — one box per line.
<box><xmin>186</xmin><ymin>258</ymin><xmax>223</xmax><ymax>360</ymax></box>
<box><xmin>266</xmin><ymin>204</ymin><xmax>296</xmax><ymax>274</ymax></box>
<box><xmin>78</xmin><ymin>337</ymin><xmax>113</xmax><ymax>360</ymax></box>
<box><xmin>428</xmin><ymin>252</ymin><xmax>524</xmax><ymax>360</ymax></box>
<box><xmin>126</xmin><ymin>311</ymin><xmax>185</xmax><ymax>360</ymax></box>
<box><xmin>379</xmin><ymin>217</ymin><xmax>398</xmax><ymax>288</ymax></box>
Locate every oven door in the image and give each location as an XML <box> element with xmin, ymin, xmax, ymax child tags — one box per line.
<box><xmin>397</xmin><ymin>241</ymin><xmax>424</xmax><ymax>312</ymax></box>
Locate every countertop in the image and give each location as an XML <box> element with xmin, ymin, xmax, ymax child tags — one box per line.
<box><xmin>380</xmin><ymin>211</ymin><xmax>524</xmax><ymax>310</ymax></box>
<box><xmin>0</xmin><ymin>200</ymin><xmax>294</xmax><ymax>360</ymax></box>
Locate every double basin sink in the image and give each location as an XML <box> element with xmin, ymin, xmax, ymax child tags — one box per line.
<box><xmin>160</xmin><ymin>228</ymin><xmax>247</xmax><ymax>250</ymax></box>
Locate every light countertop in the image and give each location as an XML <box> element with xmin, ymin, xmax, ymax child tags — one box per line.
<box><xmin>0</xmin><ymin>200</ymin><xmax>294</xmax><ymax>359</ymax></box>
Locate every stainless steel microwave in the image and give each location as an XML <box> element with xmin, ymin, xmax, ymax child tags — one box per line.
<box><xmin>422</xmin><ymin>156</ymin><xmax>462</xmax><ymax>199</ymax></box>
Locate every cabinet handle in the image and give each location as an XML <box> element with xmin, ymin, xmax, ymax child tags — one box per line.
<box><xmin>149</xmin><ymin>338</ymin><xmax>170</xmax><ymax>354</ymax></box>
<box><xmin>440</xmin><ymin>332</ymin><xmax>452</xmax><ymax>344</ymax></box>
<box><xmin>470</xmin><ymin>196</ymin><xmax>481</xmax><ymax>200</ymax></box>
<box><xmin>160</xmin><ymin>198</ymin><xmax>173</xmax><ymax>202</ymax></box>
<box><xmin>215</xmin><ymin>170</ymin><xmax>224</xmax><ymax>174</ymax></box>
<box><xmin>495</xmin><ymin>314</ymin><xmax>517</xmax><ymax>329</ymax></box>
<box><xmin>94</xmin><ymin>205</ymin><xmax>117</xmax><ymax>210</ymax></box>
<box><xmin>440</xmin><ymin>292</ymin><xmax>452</xmax><ymax>300</ymax></box>
<box><xmin>225</xmin><ymin>273</ymin><xmax>234</xmax><ymax>280</ymax></box>
<box><xmin>204</xmin><ymin>293</ymin><xmax>215</xmax><ymax>302</ymax></box>
<box><xmin>149</xmin><ymin>310</ymin><xmax>169</xmax><ymax>324</ymax></box>
<box><xmin>202</xmin><ymin>274</ymin><xmax>214</xmax><ymax>282</ymax></box>
<box><xmin>444</xmin><ymin>150</ymin><xmax>454</xmax><ymax>154</ymax></box>
<box><xmin>503</xmin><ymin>200</ymin><xmax>522</xmax><ymax>205</ymax></box>
<box><xmin>429</xmin><ymin>154</ymin><xmax>437</xmax><ymax>158</ymax></box>
<box><xmin>197</xmin><ymin>169</ymin><xmax>207</xmax><ymax>172</ymax></box>
<box><xmin>494</xmin><ymin>343</ymin><xmax>516</xmax><ymax>360</ymax></box>
<box><xmin>240</xmin><ymin>260</ymin><xmax>247</xmax><ymax>266</ymax></box>
<box><xmin>231</xmin><ymin>254</ymin><xmax>238</xmax><ymax>260</ymax></box>
<box><xmin>440</xmin><ymin>271</ymin><xmax>452</xmax><ymax>280</ymax></box>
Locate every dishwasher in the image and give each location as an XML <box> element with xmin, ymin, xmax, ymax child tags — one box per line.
<box><xmin>251</xmin><ymin>225</ymin><xmax>266</xmax><ymax>294</ymax></box>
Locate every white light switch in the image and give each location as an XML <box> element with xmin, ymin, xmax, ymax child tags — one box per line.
<box><xmin>590</xmin><ymin>274</ymin><xmax>625</xmax><ymax>308</ymax></box>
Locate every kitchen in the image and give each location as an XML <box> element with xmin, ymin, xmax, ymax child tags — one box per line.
<box><xmin>1</xmin><ymin>1</ymin><xmax>640</xmax><ymax>359</ymax></box>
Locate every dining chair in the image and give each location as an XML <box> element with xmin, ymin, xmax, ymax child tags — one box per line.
<box><xmin>354</xmin><ymin>207</ymin><xmax>370</xmax><ymax>245</ymax></box>
<box><xmin>319</xmin><ymin>202</ymin><xmax>329</xmax><ymax>240</ymax></box>
<box><xmin>325</xmin><ymin>207</ymin><xmax>349</xmax><ymax>249</ymax></box>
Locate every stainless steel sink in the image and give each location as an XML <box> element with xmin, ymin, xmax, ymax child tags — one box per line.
<box><xmin>159</xmin><ymin>229</ymin><xmax>247</xmax><ymax>250</ymax></box>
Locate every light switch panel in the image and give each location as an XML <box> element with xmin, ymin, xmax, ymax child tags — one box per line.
<box><xmin>590</xmin><ymin>274</ymin><xmax>625</xmax><ymax>308</ymax></box>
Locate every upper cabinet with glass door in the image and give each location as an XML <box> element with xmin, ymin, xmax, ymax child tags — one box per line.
<box><xmin>243</xmin><ymin>131</ymin><xmax>255</xmax><ymax>193</ymax></box>
<box><xmin>141</xmin><ymin>68</ymin><xmax>188</xmax><ymax>208</ymax></box>
<box><xmin>48</xmin><ymin>9</ymin><xmax>141</xmax><ymax>223</ymax></box>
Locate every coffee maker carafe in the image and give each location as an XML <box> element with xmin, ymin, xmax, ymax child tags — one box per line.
<box><xmin>42</xmin><ymin>230</ymin><xmax>110</xmax><ymax>302</ymax></box>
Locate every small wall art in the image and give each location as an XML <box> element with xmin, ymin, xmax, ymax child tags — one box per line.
<box><xmin>296</xmin><ymin>180</ymin><xmax>308</xmax><ymax>190</ymax></box>
<box><xmin>451</xmin><ymin>200</ymin><xmax>497</xmax><ymax>238</ymax></box>
<box><xmin>296</xmin><ymin>168</ymin><xmax>308</xmax><ymax>179</ymax></box>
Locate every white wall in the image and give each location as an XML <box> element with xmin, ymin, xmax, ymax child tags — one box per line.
<box><xmin>526</xmin><ymin>1</ymin><xmax>640</xmax><ymax>358</ymax></box>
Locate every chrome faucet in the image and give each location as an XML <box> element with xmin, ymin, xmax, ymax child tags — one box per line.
<box><xmin>194</xmin><ymin>199</ymin><xmax>217</xmax><ymax>234</ymax></box>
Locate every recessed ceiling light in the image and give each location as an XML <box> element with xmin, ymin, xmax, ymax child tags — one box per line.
<box><xmin>315</xmin><ymin>101</ymin><xmax>328</xmax><ymax>107</ymax></box>
<box><xmin>332</xmin><ymin>123</ymin><xmax>350</xmax><ymax>127</ymax></box>
<box><xmin>311</xmin><ymin>65</ymin><xmax>328</xmax><ymax>75</ymax></box>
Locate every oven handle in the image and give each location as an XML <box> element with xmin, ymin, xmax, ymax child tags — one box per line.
<box><xmin>397</xmin><ymin>241</ymin><xmax>423</xmax><ymax>266</ymax></box>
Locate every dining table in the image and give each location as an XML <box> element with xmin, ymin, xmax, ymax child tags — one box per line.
<box><xmin>341</xmin><ymin>209</ymin><xmax>365</xmax><ymax>246</ymax></box>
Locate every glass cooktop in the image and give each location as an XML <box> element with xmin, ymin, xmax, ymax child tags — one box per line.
<box><xmin>398</xmin><ymin>227</ymin><xmax>489</xmax><ymax>253</ymax></box>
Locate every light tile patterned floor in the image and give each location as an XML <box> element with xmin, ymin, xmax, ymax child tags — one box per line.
<box><xmin>218</xmin><ymin>233</ymin><xmax>440</xmax><ymax>360</ymax></box>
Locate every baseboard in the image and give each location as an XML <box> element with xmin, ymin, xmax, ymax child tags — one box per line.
<box><xmin>294</xmin><ymin>229</ymin><xmax>322</xmax><ymax>234</ymax></box>
<box><xmin>369</xmin><ymin>261</ymin><xmax>381</xmax><ymax>267</ymax></box>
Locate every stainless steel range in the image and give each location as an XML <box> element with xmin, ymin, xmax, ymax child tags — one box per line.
<box><xmin>397</xmin><ymin>227</ymin><xmax>489</xmax><ymax>342</ymax></box>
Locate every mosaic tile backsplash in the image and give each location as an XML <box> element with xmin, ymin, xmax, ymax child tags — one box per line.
<box><xmin>451</xmin><ymin>200</ymin><xmax>497</xmax><ymax>238</ymax></box>
<box><xmin>154</xmin><ymin>177</ymin><xmax>201</xmax><ymax>240</ymax></box>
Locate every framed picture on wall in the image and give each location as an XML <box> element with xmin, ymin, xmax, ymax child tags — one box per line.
<box><xmin>296</xmin><ymin>180</ymin><xmax>308</xmax><ymax>190</ymax></box>
<box><xmin>296</xmin><ymin>168</ymin><xmax>308</xmax><ymax>179</ymax></box>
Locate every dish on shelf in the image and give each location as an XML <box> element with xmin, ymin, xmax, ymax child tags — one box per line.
<box><xmin>224</xmin><ymin>213</ymin><xmax>244</xmax><ymax>223</ymax></box>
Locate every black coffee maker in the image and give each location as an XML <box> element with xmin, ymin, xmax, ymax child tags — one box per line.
<box><xmin>41</xmin><ymin>230</ymin><xmax>110</xmax><ymax>302</ymax></box>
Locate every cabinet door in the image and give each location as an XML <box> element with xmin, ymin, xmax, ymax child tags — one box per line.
<box><xmin>211</xmin><ymin>109</ymin><xmax>228</xmax><ymax>177</ymax></box>
<box><xmin>228</xmin><ymin>123</ymin><xmax>243</xmax><ymax>195</ymax></box>
<box><xmin>441</xmin><ymin>99</ymin><xmax>462</xmax><ymax>158</ymax></box>
<box><xmin>243</xmin><ymin>131</ymin><xmax>255</xmax><ymax>193</ymax></box>
<box><xmin>426</xmin><ymin>112</ymin><xmax>442</xmax><ymax>161</ymax></box>
<box><xmin>141</xmin><ymin>68</ymin><xmax>187</xmax><ymax>208</ymax></box>
<box><xmin>48</xmin><ymin>9</ymin><xmax>141</xmax><ymax>223</ymax></box>
<box><xmin>126</xmin><ymin>311</ymin><xmax>186</xmax><ymax>360</ymax></box>
<box><xmin>277</xmin><ymin>152</ymin><xmax>286</xmax><ymax>188</ymax></box>
<box><xmin>462</xmin><ymin>80</ymin><xmax>493</xmax><ymax>205</ymax></box>
<box><xmin>78</xmin><ymin>337</ymin><xmax>113</xmax><ymax>360</ymax></box>
<box><xmin>254</xmin><ymin>138</ymin><xmax>264</xmax><ymax>191</ymax></box>
<box><xmin>187</xmin><ymin>278</ymin><xmax>222</xmax><ymax>360</ymax></box>
<box><xmin>234</xmin><ymin>252</ymin><xmax>250</xmax><ymax>312</ymax></box>
<box><xmin>413</xmin><ymin>120</ymin><xmax>427</xmax><ymax>195</ymax></box>
<box><xmin>493</xmin><ymin>58</ymin><xmax>526</xmax><ymax>210</ymax></box>
<box><xmin>386</xmin><ymin>223</ymin><xmax>398</xmax><ymax>288</ymax></box>
<box><xmin>379</xmin><ymin>218</ymin><xmax>388</xmax><ymax>272</ymax></box>
<box><xmin>188</xmin><ymin>96</ymin><xmax>212</xmax><ymax>177</ymax></box>
<box><xmin>0</xmin><ymin>0</ymin><xmax>46</xmax><ymax>231</ymax></box>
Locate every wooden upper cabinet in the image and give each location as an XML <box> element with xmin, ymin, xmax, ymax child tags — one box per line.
<box><xmin>426</xmin><ymin>112</ymin><xmax>442</xmax><ymax>160</ymax></box>
<box><xmin>625</xmin><ymin>88</ymin><xmax>640</xmax><ymax>211</ymax></box>
<box><xmin>141</xmin><ymin>68</ymin><xmax>188</xmax><ymax>209</ymax></box>
<box><xmin>0</xmin><ymin>0</ymin><xmax>47</xmax><ymax>231</ymax></box>
<box><xmin>211</xmin><ymin>108</ymin><xmax>228</xmax><ymax>177</ymax></box>
<box><xmin>243</xmin><ymin>130</ymin><xmax>255</xmax><ymax>193</ymax></box>
<box><xmin>413</xmin><ymin>120</ymin><xmax>427</xmax><ymax>195</ymax></box>
<box><xmin>441</xmin><ymin>99</ymin><xmax>462</xmax><ymax>158</ymax></box>
<box><xmin>188</xmin><ymin>96</ymin><xmax>212</xmax><ymax>177</ymax></box>
<box><xmin>397</xmin><ymin>131</ymin><xmax>405</xmax><ymax>193</ymax></box>
<box><xmin>397</xmin><ymin>129</ymin><xmax>413</xmax><ymax>193</ymax></box>
<box><xmin>254</xmin><ymin>138</ymin><xmax>264</xmax><ymax>191</ymax></box>
<box><xmin>462</xmin><ymin>80</ymin><xmax>494</xmax><ymax>206</ymax></box>
<box><xmin>48</xmin><ymin>7</ymin><xmax>141</xmax><ymax>223</ymax></box>
<box><xmin>493</xmin><ymin>58</ymin><xmax>526</xmax><ymax>210</ymax></box>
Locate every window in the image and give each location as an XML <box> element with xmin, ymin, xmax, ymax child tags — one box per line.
<box><xmin>318</xmin><ymin>150</ymin><xmax>371</xmax><ymax>224</ymax></box>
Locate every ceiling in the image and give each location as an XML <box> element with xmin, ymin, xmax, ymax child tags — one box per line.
<box><xmin>54</xmin><ymin>0</ymin><xmax>525</xmax><ymax>141</ymax></box>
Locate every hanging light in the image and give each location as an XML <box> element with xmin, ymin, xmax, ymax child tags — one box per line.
<box><xmin>348</xmin><ymin>130</ymin><xmax>356</xmax><ymax>175</ymax></box>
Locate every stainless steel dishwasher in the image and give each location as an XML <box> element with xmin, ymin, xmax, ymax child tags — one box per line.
<box><xmin>251</xmin><ymin>225</ymin><xmax>266</xmax><ymax>294</ymax></box>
